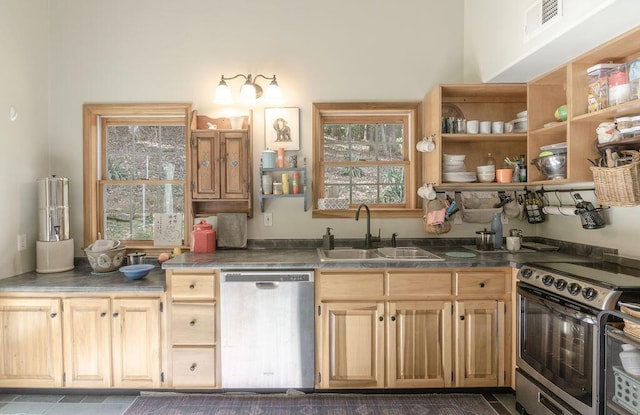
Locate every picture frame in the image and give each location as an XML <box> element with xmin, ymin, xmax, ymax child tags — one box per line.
<box><xmin>264</xmin><ymin>107</ymin><xmax>300</xmax><ymax>151</ymax></box>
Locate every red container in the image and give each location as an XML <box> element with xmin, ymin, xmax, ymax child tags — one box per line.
<box><xmin>191</xmin><ymin>220</ymin><xmax>216</xmax><ymax>253</ymax></box>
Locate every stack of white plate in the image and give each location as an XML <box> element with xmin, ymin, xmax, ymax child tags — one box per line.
<box><xmin>443</xmin><ymin>172</ymin><xmax>477</xmax><ymax>182</ymax></box>
<box><xmin>443</xmin><ymin>154</ymin><xmax>467</xmax><ymax>172</ymax></box>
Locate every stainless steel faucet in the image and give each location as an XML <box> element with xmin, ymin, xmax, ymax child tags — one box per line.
<box><xmin>355</xmin><ymin>203</ymin><xmax>380</xmax><ymax>249</ymax></box>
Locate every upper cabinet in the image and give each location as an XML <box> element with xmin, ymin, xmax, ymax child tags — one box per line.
<box><xmin>189</xmin><ymin>111</ymin><xmax>253</xmax><ymax>217</ymax></box>
<box><xmin>423</xmin><ymin>84</ymin><xmax>528</xmax><ymax>186</ymax></box>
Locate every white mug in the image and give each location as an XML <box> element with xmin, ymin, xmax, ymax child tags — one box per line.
<box><xmin>492</xmin><ymin>121</ymin><xmax>504</xmax><ymax>134</ymax></box>
<box><xmin>417</xmin><ymin>136</ymin><xmax>436</xmax><ymax>153</ymax></box>
<box><xmin>467</xmin><ymin>120</ymin><xmax>479</xmax><ymax>134</ymax></box>
<box><xmin>480</xmin><ymin>121</ymin><xmax>492</xmax><ymax>134</ymax></box>
<box><xmin>506</xmin><ymin>236</ymin><xmax>521</xmax><ymax>251</ymax></box>
<box><xmin>418</xmin><ymin>184</ymin><xmax>436</xmax><ymax>200</ymax></box>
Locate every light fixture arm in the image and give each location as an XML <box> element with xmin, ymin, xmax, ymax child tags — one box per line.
<box><xmin>215</xmin><ymin>73</ymin><xmax>281</xmax><ymax>104</ymax></box>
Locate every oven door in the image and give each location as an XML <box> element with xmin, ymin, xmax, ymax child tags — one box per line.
<box><xmin>517</xmin><ymin>282</ymin><xmax>599</xmax><ymax>415</ymax></box>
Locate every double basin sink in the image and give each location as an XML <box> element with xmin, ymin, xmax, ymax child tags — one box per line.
<box><xmin>317</xmin><ymin>246</ymin><xmax>444</xmax><ymax>262</ymax></box>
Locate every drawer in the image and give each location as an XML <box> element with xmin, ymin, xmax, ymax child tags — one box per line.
<box><xmin>171</xmin><ymin>273</ymin><xmax>215</xmax><ymax>301</ymax></box>
<box><xmin>318</xmin><ymin>271</ymin><xmax>384</xmax><ymax>299</ymax></box>
<box><xmin>387</xmin><ymin>271</ymin><xmax>452</xmax><ymax>297</ymax></box>
<box><xmin>171</xmin><ymin>347</ymin><xmax>216</xmax><ymax>387</ymax></box>
<box><xmin>171</xmin><ymin>303</ymin><xmax>216</xmax><ymax>345</ymax></box>
<box><xmin>456</xmin><ymin>271</ymin><xmax>506</xmax><ymax>295</ymax></box>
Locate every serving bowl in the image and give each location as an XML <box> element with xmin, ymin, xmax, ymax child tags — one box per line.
<box><xmin>84</xmin><ymin>245</ymin><xmax>127</xmax><ymax>273</ymax></box>
<box><xmin>531</xmin><ymin>154</ymin><xmax>567</xmax><ymax>180</ymax></box>
<box><xmin>119</xmin><ymin>264</ymin><xmax>154</xmax><ymax>280</ymax></box>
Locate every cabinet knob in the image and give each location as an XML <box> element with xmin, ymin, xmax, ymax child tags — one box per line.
<box><xmin>189</xmin><ymin>283</ymin><xmax>195</xmax><ymax>289</ymax></box>
<box><xmin>479</xmin><ymin>282</ymin><xmax>486</xmax><ymax>288</ymax></box>
<box><xmin>113</xmin><ymin>312</ymin><xmax>119</xmax><ymax>318</ymax></box>
<box><xmin>50</xmin><ymin>312</ymin><xmax>57</xmax><ymax>318</ymax></box>
<box><xmin>190</xmin><ymin>363</ymin><xmax>197</xmax><ymax>372</ymax></box>
<box><xmin>378</xmin><ymin>316</ymin><xmax>384</xmax><ymax>322</ymax></box>
<box><xmin>100</xmin><ymin>312</ymin><xmax>107</xmax><ymax>317</ymax></box>
<box><xmin>201</xmin><ymin>160</ymin><xmax>210</xmax><ymax>167</ymax></box>
<box><xmin>391</xmin><ymin>315</ymin><xmax>396</xmax><ymax>322</ymax></box>
<box><xmin>189</xmin><ymin>319</ymin><xmax>196</xmax><ymax>327</ymax></box>
<box><xmin>460</xmin><ymin>315</ymin><xmax>465</xmax><ymax>321</ymax></box>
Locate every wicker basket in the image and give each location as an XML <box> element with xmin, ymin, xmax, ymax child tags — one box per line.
<box><xmin>621</xmin><ymin>305</ymin><xmax>640</xmax><ymax>338</ymax></box>
<box><xmin>423</xmin><ymin>198</ymin><xmax>451</xmax><ymax>234</ymax></box>
<box><xmin>591</xmin><ymin>151</ymin><xmax>640</xmax><ymax>207</ymax></box>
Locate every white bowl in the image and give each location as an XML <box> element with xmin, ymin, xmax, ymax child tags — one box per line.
<box><xmin>476</xmin><ymin>165</ymin><xmax>496</xmax><ymax>172</ymax></box>
<box><xmin>477</xmin><ymin>174</ymin><xmax>495</xmax><ymax>183</ymax></box>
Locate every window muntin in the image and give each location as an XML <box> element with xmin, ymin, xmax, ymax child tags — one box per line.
<box><xmin>313</xmin><ymin>103</ymin><xmax>421</xmax><ymax>217</ymax></box>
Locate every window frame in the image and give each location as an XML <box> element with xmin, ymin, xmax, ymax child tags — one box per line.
<box><xmin>312</xmin><ymin>102</ymin><xmax>423</xmax><ymax>218</ymax></box>
<box><xmin>83</xmin><ymin>103</ymin><xmax>192</xmax><ymax>251</ymax></box>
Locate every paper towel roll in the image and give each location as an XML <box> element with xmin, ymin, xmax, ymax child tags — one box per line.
<box><xmin>543</xmin><ymin>206</ymin><xmax>577</xmax><ymax>216</ymax></box>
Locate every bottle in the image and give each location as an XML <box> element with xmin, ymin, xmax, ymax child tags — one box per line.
<box><xmin>322</xmin><ymin>227</ymin><xmax>335</xmax><ymax>250</ymax></box>
<box><xmin>277</xmin><ymin>147</ymin><xmax>285</xmax><ymax>168</ymax></box>
<box><xmin>292</xmin><ymin>172</ymin><xmax>300</xmax><ymax>194</ymax></box>
<box><xmin>486</xmin><ymin>152</ymin><xmax>496</xmax><ymax>166</ymax></box>
<box><xmin>491</xmin><ymin>212</ymin><xmax>503</xmax><ymax>250</ymax></box>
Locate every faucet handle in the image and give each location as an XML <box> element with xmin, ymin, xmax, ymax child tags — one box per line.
<box><xmin>371</xmin><ymin>228</ymin><xmax>381</xmax><ymax>242</ymax></box>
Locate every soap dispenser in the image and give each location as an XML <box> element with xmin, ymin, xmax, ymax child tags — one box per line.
<box><xmin>323</xmin><ymin>227</ymin><xmax>335</xmax><ymax>250</ymax></box>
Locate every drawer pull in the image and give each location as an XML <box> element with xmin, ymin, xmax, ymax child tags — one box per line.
<box><xmin>391</xmin><ymin>315</ymin><xmax>396</xmax><ymax>322</ymax></box>
<box><xmin>189</xmin><ymin>319</ymin><xmax>196</xmax><ymax>327</ymax></box>
<box><xmin>460</xmin><ymin>315</ymin><xmax>465</xmax><ymax>320</ymax></box>
<box><xmin>378</xmin><ymin>316</ymin><xmax>384</xmax><ymax>322</ymax></box>
<box><xmin>190</xmin><ymin>363</ymin><xmax>197</xmax><ymax>371</ymax></box>
<box><xmin>100</xmin><ymin>312</ymin><xmax>107</xmax><ymax>317</ymax></box>
<box><xmin>189</xmin><ymin>283</ymin><xmax>196</xmax><ymax>289</ymax></box>
<box><xmin>50</xmin><ymin>312</ymin><xmax>57</xmax><ymax>318</ymax></box>
<box><xmin>113</xmin><ymin>312</ymin><xmax>119</xmax><ymax>318</ymax></box>
<box><xmin>479</xmin><ymin>282</ymin><xmax>486</xmax><ymax>288</ymax></box>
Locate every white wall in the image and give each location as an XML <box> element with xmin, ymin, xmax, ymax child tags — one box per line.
<box><xmin>47</xmin><ymin>0</ymin><xmax>467</xmax><ymax>252</ymax></box>
<box><xmin>464</xmin><ymin>0</ymin><xmax>640</xmax><ymax>83</ymax></box>
<box><xmin>0</xmin><ymin>0</ymin><xmax>50</xmax><ymax>278</ymax></box>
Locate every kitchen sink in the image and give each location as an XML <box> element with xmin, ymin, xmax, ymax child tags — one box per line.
<box><xmin>317</xmin><ymin>247</ymin><xmax>444</xmax><ymax>262</ymax></box>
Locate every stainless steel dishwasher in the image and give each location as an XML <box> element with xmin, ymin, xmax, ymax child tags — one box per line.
<box><xmin>220</xmin><ymin>270</ymin><xmax>314</xmax><ymax>390</ymax></box>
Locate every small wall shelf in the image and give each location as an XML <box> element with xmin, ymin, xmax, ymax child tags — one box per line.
<box><xmin>259</xmin><ymin>167</ymin><xmax>307</xmax><ymax>212</ymax></box>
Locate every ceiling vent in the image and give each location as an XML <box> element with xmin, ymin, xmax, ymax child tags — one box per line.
<box><xmin>524</xmin><ymin>0</ymin><xmax>563</xmax><ymax>41</ymax></box>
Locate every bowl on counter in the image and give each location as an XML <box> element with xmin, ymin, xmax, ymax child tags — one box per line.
<box><xmin>119</xmin><ymin>264</ymin><xmax>154</xmax><ymax>280</ymax></box>
<box><xmin>84</xmin><ymin>245</ymin><xmax>127</xmax><ymax>273</ymax></box>
<box><xmin>531</xmin><ymin>154</ymin><xmax>567</xmax><ymax>180</ymax></box>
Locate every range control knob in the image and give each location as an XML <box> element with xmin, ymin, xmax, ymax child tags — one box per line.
<box><xmin>582</xmin><ymin>287</ymin><xmax>598</xmax><ymax>301</ymax></box>
<box><xmin>542</xmin><ymin>274</ymin><xmax>555</xmax><ymax>286</ymax></box>
<box><xmin>520</xmin><ymin>268</ymin><xmax>533</xmax><ymax>279</ymax></box>
<box><xmin>554</xmin><ymin>279</ymin><xmax>567</xmax><ymax>291</ymax></box>
<box><xmin>567</xmin><ymin>283</ymin><xmax>582</xmax><ymax>296</ymax></box>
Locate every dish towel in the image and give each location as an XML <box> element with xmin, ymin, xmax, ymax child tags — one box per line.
<box><xmin>216</xmin><ymin>213</ymin><xmax>248</xmax><ymax>248</ymax></box>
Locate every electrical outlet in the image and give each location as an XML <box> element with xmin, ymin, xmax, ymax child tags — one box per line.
<box><xmin>264</xmin><ymin>213</ymin><xmax>273</xmax><ymax>227</ymax></box>
<box><xmin>17</xmin><ymin>234</ymin><xmax>27</xmax><ymax>251</ymax></box>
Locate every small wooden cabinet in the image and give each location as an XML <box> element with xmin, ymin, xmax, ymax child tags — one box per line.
<box><xmin>166</xmin><ymin>269</ymin><xmax>218</xmax><ymax>388</ymax></box>
<box><xmin>315</xmin><ymin>267</ymin><xmax>511</xmax><ymax>390</ymax></box>
<box><xmin>190</xmin><ymin>129</ymin><xmax>252</xmax><ymax>216</ymax></box>
<box><xmin>423</xmin><ymin>84</ymin><xmax>528</xmax><ymax>186</ymax></box>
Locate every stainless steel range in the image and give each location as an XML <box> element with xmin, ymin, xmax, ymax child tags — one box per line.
<box><xmin>516</xmin><ymin>260</ymin><xmax>640</xmax><ymax>415</ymax></box>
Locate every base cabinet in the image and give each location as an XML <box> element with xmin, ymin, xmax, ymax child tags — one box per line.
<box><xmin>0</xmin><ymin>298</ymin><xmax>63</xmax><ymax>387</ymax></box>
<box><xmin>316</xmin><ymin>268</ymin><xmax>510</xmax><ymax>389</ymax></box>
<box><xmin>0</xmin><ymin>294</ymin><xmax>163</xmax><ymax>389</ymax></box>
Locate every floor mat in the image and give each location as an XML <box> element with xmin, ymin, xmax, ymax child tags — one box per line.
<box><xmin>124</xmin><ymin>393</ymin><xmax>499</xmax><ymax>415</ymax></box>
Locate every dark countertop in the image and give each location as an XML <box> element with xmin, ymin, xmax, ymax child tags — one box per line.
<box><xmin>0</xmin><ymin>244</ymin><xmax>600</xmax><ymax>293</ymax></box>
<box><xmin>0</xmin><ymin>262</ymin><xmax>166</xmax><ymax>293</ymax></box>
<box><xmin>162</xmin><ymin>246</ymin><xmax>596</xmax><ymax>271</ymax></box>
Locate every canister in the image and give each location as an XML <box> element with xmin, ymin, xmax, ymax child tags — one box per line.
<box><xmin>37</xmin><ymin>176</ymin><xmax>70</xmax><ymax>241</ymax></box>
<box><xmin>191</xmin><ymin>220</ymin><xmax>216</xmax><ymax>253</ymax></box>
<box><xmin>262</xmin><ymin>150</ymin><xmax>276</xmax><ymax>168</ymax></box>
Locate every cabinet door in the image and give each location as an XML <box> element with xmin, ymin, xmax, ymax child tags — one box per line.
<box><xmin>0</xmin><ymin>298</ymin><xmax>63</xmax><ymax>387</ymax></box>
<box><xmin>318</xmin><ymin>302</ymin><xmax>384</xmax><ymax>388</ymax></box>
<box><xmin>192</xmin><ymin>131</ymin><xmax>221</xmax><ymax>199</ymax></box>
<box><xmin>112</xmin><ymin>298</ymin><xmax>162</xmax><ymax>388</ymax></box>
<box><xmin>63</xmin><ymin>298</ymin><xmax>111</xmax><ymax>387</ymax></box>
<box><xmin>455</xmin><ymin>300</ymin><xmax>505</xmax><ymax>387</ymax></box>
<box><xmin>220</xmin><ymin>131</ymin><xmax>249</xmax><ymax>199</ymax></box>
<box><xmin>388</xmin><ymin>301</ymin><xmax>452</xmax><ymax>388</ymax></box>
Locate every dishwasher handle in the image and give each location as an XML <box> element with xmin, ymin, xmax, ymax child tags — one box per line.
<box><xmin>255</xmin><ymin>282</ymin><xmax>278</xmax><ymax>289</ymax></box>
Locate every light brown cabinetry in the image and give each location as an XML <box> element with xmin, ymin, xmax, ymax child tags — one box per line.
<box><xmin>0</xmin><ymin>294</ymin><xmax>163</xmax><ymax>389</ymax></box>
<box><xmin>527</xmin><ymin>26</ymin><xmax>640</xmax><ymax>184</ymax></box>
<box><xmin>315</xmin><ymin>268</ymin><xmax>511</xmax><ymax>390</ymax></box>
<box><xmin>166</xmin><ymin>269</ymin><xmax>218</xmax><ymax>388</ymax></box>
<box><xmin>423</xmin><ymin>84</ymin><xmax>528</xmax><ymax>186</ymax></box>
<box><xmin>190</xmin><ymin>130</ymin><xmax>252</xmax><ymax>216</ymax></box>
<box><xmin>0</xmin><ymin>298</ymin><xmax>63</xmax><ymax>387</ymax></box>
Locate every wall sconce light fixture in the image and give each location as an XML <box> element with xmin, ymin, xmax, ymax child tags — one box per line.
<box><xmin>214</xmin><ymin>73</ymin><xmax>282</xmax><ymax>105</ymax></box>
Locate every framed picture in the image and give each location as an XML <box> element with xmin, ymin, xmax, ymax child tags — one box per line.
<box><xmin>264</xmin><ymin>107</ymin><xmax>300</xmax><ymax>151</ymax></box>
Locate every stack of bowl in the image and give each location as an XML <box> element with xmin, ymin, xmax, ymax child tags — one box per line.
<box><xmin>442</xmin><ymin>154</ymin><xmax>467</xmax><ymax>172</ymax></box>
<box><xmin>476</xmin><ymin>164</ymin><xmax>496</xmax><ymax>182</ymax></box>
